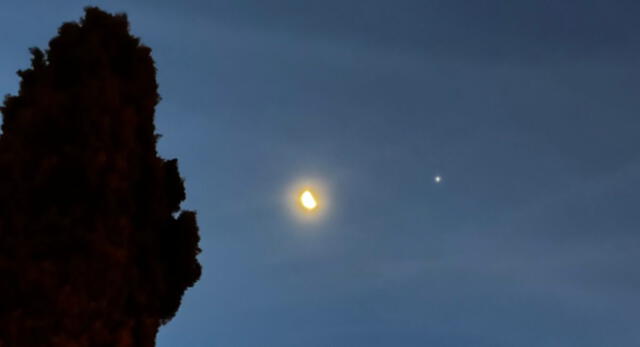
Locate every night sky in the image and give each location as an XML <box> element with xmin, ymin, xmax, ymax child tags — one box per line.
<box><xmin>2</xmin><ymin>1</ymin><xmax>640</xmax><ymax>346</ymax></box>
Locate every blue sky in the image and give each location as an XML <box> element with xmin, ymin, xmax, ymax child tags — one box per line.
<box><xmin>2</xmin><ymin>1</ymin><xmax>640</xmax><ymax>346</ymax></box>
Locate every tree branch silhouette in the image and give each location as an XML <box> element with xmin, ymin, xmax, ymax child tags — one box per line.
<box><xmin>0</xmin><ymin>7</ymin><xmax>201</xmax><ymax>346</ymax></box>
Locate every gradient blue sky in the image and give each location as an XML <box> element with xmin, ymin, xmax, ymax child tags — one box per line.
<box><xmin>2</xmin><ymin>1</ymin><xmax>640</xmax><ymax>346</ymax></box>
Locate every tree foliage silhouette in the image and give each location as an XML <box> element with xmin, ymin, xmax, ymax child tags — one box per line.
<box><xmin>0</xmin><ymin>7</ymin><xmax>201</xmax><ymax>346</ymax></box>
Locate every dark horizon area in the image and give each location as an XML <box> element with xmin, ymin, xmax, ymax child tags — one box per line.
<box><xmin>1</xmin><ymin>1</ymin><xmax>639</xmax><ymax>346</ymax></box>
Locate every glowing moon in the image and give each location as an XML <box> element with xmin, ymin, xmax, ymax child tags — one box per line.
<box><xmin>300</xmin><ymin>190</ymin><xmax>318</xmax><ymax>210</ymax></box>
<box><xmin>287</xmin><ymin>179</ymin><xmax>328</xmax><ymax>223</ymax></box>
<box><xmin>434</xmin><ymin>175</ymin><xmax>442</xmax><ymax>183</ymax></box>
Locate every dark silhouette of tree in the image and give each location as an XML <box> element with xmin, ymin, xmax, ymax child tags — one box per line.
<box><xmin>0</xmin><ymin>7</ymin><xmax>201</xmax><ymax>346</ymax></box>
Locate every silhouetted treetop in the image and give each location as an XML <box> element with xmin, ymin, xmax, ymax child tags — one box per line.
<box><xmin>0</xmin><ymin>7</ymin><xmax>201</xmax><ymax>347</ymax></box>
